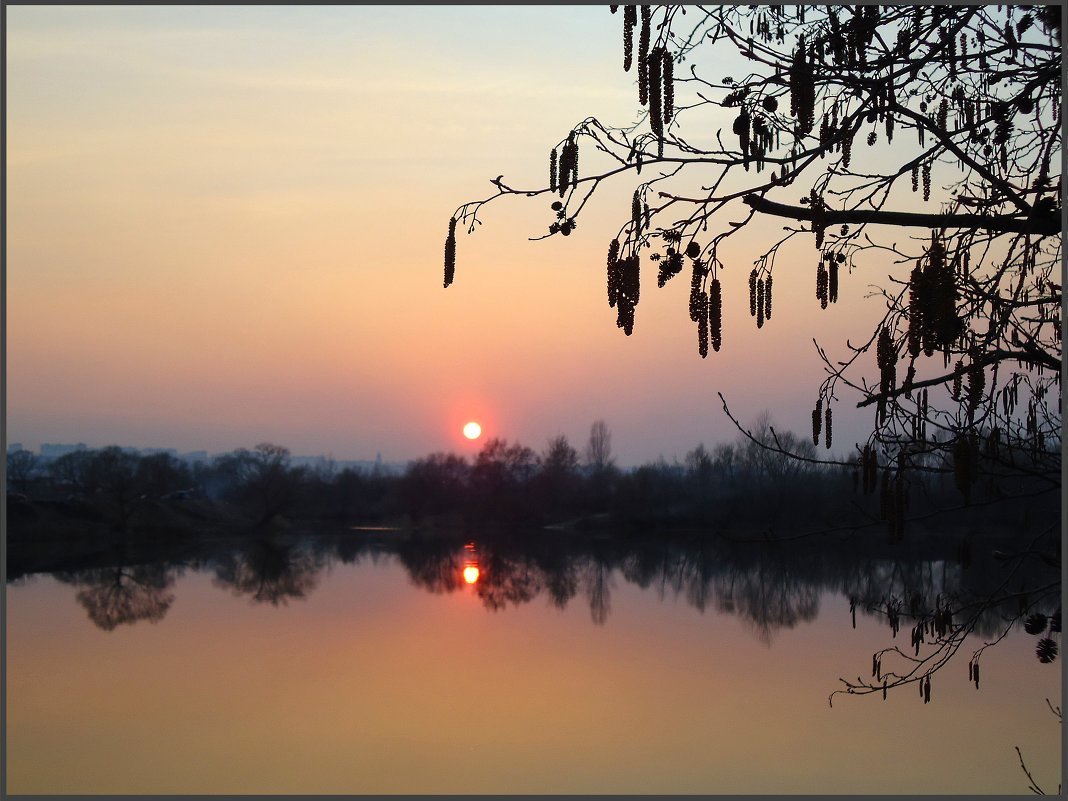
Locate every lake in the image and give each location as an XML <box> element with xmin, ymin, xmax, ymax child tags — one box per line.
<box><xmin>5</xmin><ymin>529</ymin><xmax>1062</xmax><ymax>794</ymax></box>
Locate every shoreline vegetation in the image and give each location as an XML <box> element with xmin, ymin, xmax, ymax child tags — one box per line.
<box><xmin>7</xmin><ymin>428</ymin><xmax>1058</xmax><ymax>575</ymax></box>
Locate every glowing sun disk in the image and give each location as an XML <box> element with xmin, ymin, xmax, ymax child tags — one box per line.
<box><xmin>463</xmin><ymin>565</ymin><xmax>480</xmax><ymax>584</ymax></box>
<box><xmin>463</xmin><ymin>421</ymin><xmax>482</xmax><ymax>440</ymax></box>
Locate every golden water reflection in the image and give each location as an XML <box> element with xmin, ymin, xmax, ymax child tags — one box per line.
<box><xmin>6</xmin><ymin>530</ymin><xmax>1062</xmax><ymax>794</ymax></box>
<box><xmin>463</xmin><ymin>541</ymin><xmax>480</xmax><ymax>584</ymax></box>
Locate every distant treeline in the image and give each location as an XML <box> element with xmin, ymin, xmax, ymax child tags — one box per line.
<box><xmin>7</xmin><ymin>417</ymin><xmax>1057</xmax><ymax>540</ymax></box>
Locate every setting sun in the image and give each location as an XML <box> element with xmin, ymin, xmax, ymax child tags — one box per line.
<box><xmin>462</xmin><ymin>565</ymin><xmax>480</xmax><ymax>584</ymax></box>
<box><xmin>462</xmin><ymin>421</ymin><xmax>482</xmax><ymax>440</ymax></box>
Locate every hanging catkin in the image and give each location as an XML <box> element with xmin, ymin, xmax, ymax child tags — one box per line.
<box><xmin>648</xmin><ymin>47</ymin><xmax>664</xmax><ymax>144</ymax></box>
<box><xmin>662</xmin><ymin>49</ymin><xmax>674</xmax><ymax>123</ymax></box>
<box><xmin>638</xmin><ymin>6</ymin><xmax>651</xmax><ymax>105</ymax></box>
<box><xmin>607</xmin><ymin>239</ymin><xmax>621</xmax><ymax>308</ymax></box>
<box><xmin>709</xmin><ymin>277</ymin><xmax>722</xmax><ymax>352</ymax></box>
<box><xmin>623</xmin><ymin>5</ymin><xmax>636</xmax><ymax>72</ymax></box>
<box><xmin>444</xmin><ymin>217</ymin><xmax>457</xmax><ymax>288</ymax></box>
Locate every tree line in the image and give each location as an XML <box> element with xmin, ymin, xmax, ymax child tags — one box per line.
<box><xmin>7</xmin><ymin>414</ymin><xmax>1056</xmax><ymax>537</ymax></box>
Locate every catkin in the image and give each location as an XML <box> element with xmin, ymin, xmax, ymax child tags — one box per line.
<box><xmin>825</xmin><ymin>405</ymin><xmax>832</xmax><ymax>449</ymax></box>
<box><xmin>789</xmin><ymin>35</ymin><xmax>815</xmax><ymax>136</ymax></box>
<box><xmin>648</xmin><ymin>47</ymin><xmax>664</xmax><ymax>142</ymax></box>
<box><xmin>638</xmin><ymin>6</ymin><xmax>651</xmax><ymax>105</ymax></box>
<box><xmin>952</xmin><ymin>360</ymin><xmax>964</xmax><ymax>400</ymax></box>
<box><xmin>907</xmin><ymin>265</ymin><xmax>923</xmax><ymax>357</ymax></box>
<box><xmin>444</xmin><ymin>217</ymin><xmax>457</xmax><ymax>288</ymax></box>
<box><xmin>623</xmin><ymin>5</ymin><xmax>636</xmax><ymax>72</ymax></box>
<box><xmin>709</xmin><ymin>277</ymin><xmax>722</xmax><ymax>352</ymax></box>
<box><xmin>697</xmin><ymin>290</ymin><xmax>709</xmax><ymax>358</ymax></box>
<box><xmin>557</xmin><ymin>142</ymin><xmax>570</xmax><ymax>197</ymax></box>
<box><xmin>631</xmin><ymin>189</ymin><xmax>643</xmax><ymax>234</ymax></box>
<box><xmin>549</xmin><ymin>147</ymin><xmax>558</xmax><ymax>192</ymax></box>
<box><xmin>756</xmin><ymin>278</ymin><xmax>765</xmax><ymax>328</ymax></box>
<box><xmin>922</xmin><ymin>161</ymin><xmax>931</xmax><ymax>202</ymax></box>
<box><xmin>689</xmin><ymin>259</ymin><xmax>703</xmax><ymax>322</ymax></box>
<box><xmin>662</xmin><ymin>49</ymin><xmax>674</xmax><ymax>124</ymax></box>
<box><xmin>877</xmin><ymin>326</ymin><xmax>897</xmax><ymax>398</ymax></box>
<box><xmin>966</xmin><ymin>361</ymin><xmax>985</xmax><ymax>418</ymax></box>
<box><xmin>764</xmin><ymin>273</ymin><xmax>772</xmax><ymax>319</ymax></box>
<box><xmin>828</xmin><ymin>257</ymin><xmax>838</xmax><ymax>303</ymax></box>
<box><xmin>749</xmin><ymin>269</ymin><xmax>758</xmax><ymax>317</ymax></box>
<box><xmin>607</xmin><ymin>239</ymin><xmax>621</xmax><ymax>308</ymax></box>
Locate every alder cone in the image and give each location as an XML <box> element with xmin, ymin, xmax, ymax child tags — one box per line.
<box><xmin>658</xmin><ymin>250</ymin><xmax>684</xmax><ymax>288</ymax></box>
<box><xmin>1036</xmin><ymin>638</ymin><xmax>1058</xmax><ymax>664</ymax></box>
<box><xmin>1024</xmin><ymin>613</ymin><xmax>1048</xmax><ymax>635</ymax></box>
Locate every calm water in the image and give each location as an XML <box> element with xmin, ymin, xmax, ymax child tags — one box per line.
<box><xmin>6</xmin><ymin>530</ymin><xmax>1062</xmax><ymax>794</ymax></box>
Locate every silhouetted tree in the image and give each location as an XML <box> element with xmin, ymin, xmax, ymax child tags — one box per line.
<box><xmin>136</xmin><ymin>452</ymin><xmax>193</xmax><ymax>499</ymax></box>
<box><xmin>48</xmin><ymin>448</ymin><xmax>94</xmax><ymax>494</ymax></box>
<box><xmin>470</xmin><ymin>437</ymin><xmax>540</xmax><ymax>521</ymax></box>
<box><xmin>212</xmin><ymin>442</ymin><xmax>305</xmax><ymax>525</ymax></box>
<box><xmin>400</xmin><ymin>452</ymin><xmax>471</xmax><ymax>522</ymax></box>
<box><xmin>85</xmin><ymin>446</ymin><xmax>142</xmax><ymax>529</ymax></box>
<box><xmin>584</xmin><ymin>419</ymin><xmax>615</xmax><ymax>471</ymax></box>
<box><xmin>446</xmin><ymin>4</ymin><xmax>1061</xmax><ymax>535</ymax></box>
<box><xmin>535</xmin><ymin>434</ymin><xmax>582</xmax><ymax>518</ymax></box>
<box><xmin>6</xmin><ymin>449</ymin><xmax>38</xmax><ymax>493</ymax></box>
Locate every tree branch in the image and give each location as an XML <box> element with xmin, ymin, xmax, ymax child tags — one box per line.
<box><xmin>742</xmin><ymin>194</ymin><xmax>1060</xmax><ymax>236</ymax></box>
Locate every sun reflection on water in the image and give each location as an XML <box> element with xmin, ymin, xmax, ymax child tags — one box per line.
<box><xmin>463</xmin><ymin>541</ymin><xmax>480</xmax><ymax>585</ymax></box>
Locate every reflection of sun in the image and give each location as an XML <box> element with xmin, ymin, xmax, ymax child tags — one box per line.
<box><xmin>463</xmin><ymin>565</ymin><xmax>480</xmax><ymax>584</ymax></box>
<box><xmin>463</xmin><ymin>421</ymin><xmax>482</xmax><ymax>440</ymax></box>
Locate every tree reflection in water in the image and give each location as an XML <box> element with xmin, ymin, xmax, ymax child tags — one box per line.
<box><xmin>211</xmin><ymin>536</ymin><xmax>324</xmax><ymax>606</ymax></box>
<box><xmin>19</xmin><ymin>526</ymin><xmax>1058</xmax><ymax>699</ymax></box>
<box><xmin>55</xmin><ymin>564</ymin><xmax>176</xmax><ymax>631</ymax></box>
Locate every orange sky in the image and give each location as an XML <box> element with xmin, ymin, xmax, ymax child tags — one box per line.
<box><xmin>8</xmin><ymin>6</ymin><xmax>914</xmax><ymax>464</ymax></box>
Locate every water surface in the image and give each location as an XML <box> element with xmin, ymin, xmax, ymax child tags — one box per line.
<box><xmin>6</xmin><ymin>530</ymin><xmax>1061</xmax><ymax>794</ymax></box>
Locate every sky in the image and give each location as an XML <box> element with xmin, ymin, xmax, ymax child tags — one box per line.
<box><xmin>7</xmin><ymin>5</ymin><xmax>887</xmax><ymax>466</ymax></box>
